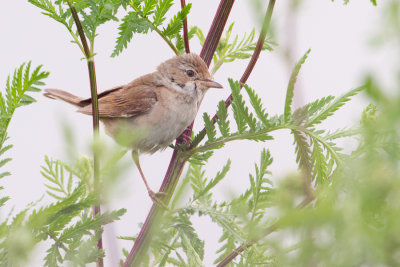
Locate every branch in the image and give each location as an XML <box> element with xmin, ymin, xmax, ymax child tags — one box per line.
<box><xmin>67</xmin><ymin>3</ymin><xmax>103</xmax><ymax>267</ymax></box>
<box><xmin>200</xmin><ymin>0</ymin><xmax>235</xmax><ymax>66</ymax></box>
<box><xmin>181</xmin><ymin>0</ymin><xmax>190</xmax><ymax>53</ymax></box>
<box><xmin>123</xmin><ymin>1</ymin><xmax>235</xmax><ymax>266</ymax></box>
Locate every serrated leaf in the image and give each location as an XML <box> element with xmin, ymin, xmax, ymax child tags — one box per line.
<box><xmin>243</xmin><ymin>84</ymin><xmax>269</xmax><ymax>127</ymax></box>
<box><xmin>153</xmin><ymin>0</ymin><xmax>173</xmax><ymax>26</ymax></box>
<box><xmin>142</xmin><ymin>0</ymin><xmax>158</xmax><ymax>15</ymax></box>
<box><xmin>112</xmin><ymin>11</ymin><xmax>151</xmax><ymax>57</ymax></box>
<box><xmin>203</xmin><ymin>113</ymin><xmax>217</xmax><ymax>142</ymax></box>
<box><xmin>229</xmin><ymin>79</ymin><xmax>257</xmax><ymax>132</ymax></box>
<box><xmin>198</xmin><ymin>159</ymin><xmax>231</xmax><ymax>199</ymax></box>
<box><xmin>216</xmin><ymin>101</ymin><xmax>230</xmax><ymax>137</ymax></box>
<box><xmin>292</xmin><ymin>130</ymin><xmax>312</xmax><ymax>174</ymax></box>
<box><xmin>284</xmin><ymin>49</ymin><xmax>311</xmax><ymax>122</ymax></box>
<box><xmin>311</xmin><ymin>138</ymin><xmax>328</xmax><ymax>184</ymax></box>
<box><xmin>59</xmin><ymin>209</ymin><xmax>126</xmax><ymax>242</ymax></box>
<box><xmin>162</xmin><ymin>3</ymin><xmax>191</xmax><ymax>37</ymax></box>
<box><xmin>308</xmin><ymin>86</ymin><xmax>364</xmax><ymax>126</ymax></box>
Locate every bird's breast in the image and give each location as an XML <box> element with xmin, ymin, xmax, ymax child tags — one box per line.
<box><xmin>129</xmin><ymin>88</ymin><xmax>198</xmax><ymax>153</ymax></box>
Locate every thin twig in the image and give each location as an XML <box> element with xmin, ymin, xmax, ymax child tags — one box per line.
<box><xmin>68</xmin><ymin>3</ymin><xmax>103</xmax><ymax>267</ymax></box>
<box><xmin>181</xmin><ymin>0</ymin><xmax>190</xmax><ymax>53</ymax></box>
<box><xmin>123</xmin><ymin>1</ymin><xmax>235</xmax><ymax>266</ymax></box>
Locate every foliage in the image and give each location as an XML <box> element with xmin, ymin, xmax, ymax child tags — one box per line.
<box><xmin>113</xmin><ymin>0</ymin><xmax>193</xmax><ymax>56</ymax></box>
<box><xmin>5</xmin><ymin>0</ymin><xmax>391</xmax><ymax>266</ymax></box>
<box><xmin>195</xmin><ymin>23</ymin><xmax>276</xmax><ymax>76</ymax></box>
<box><xmin>0</xmin><ymin>62</ymin><xmax>49</xmax><ymax>207</ymax></box>
<box><xmin>28</xmin><ymin>0</ymin><xmax>129</xmax><ymax>55</ymax></box>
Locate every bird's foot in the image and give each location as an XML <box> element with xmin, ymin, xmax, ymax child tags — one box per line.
<box><xmin>177</xmin><ymin>133</ymin><xmax>191</xmax><ymax>148</ymax></box>
<box><xmin>148</xmin><ymin>190</ymin><xmax>168</xmax><ymax>209</ymax></box>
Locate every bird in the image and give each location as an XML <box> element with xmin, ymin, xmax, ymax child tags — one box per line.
<box><xmin>44</xmin><ymin>53</ymin><xmax>223</xmax><ymax>204</ymax></box>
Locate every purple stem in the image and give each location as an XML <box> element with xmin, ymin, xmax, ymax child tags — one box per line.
<box><xmin>123</xmin><ymin>1</ymin><xmax>235</xmax><ymax>266</ymax></box>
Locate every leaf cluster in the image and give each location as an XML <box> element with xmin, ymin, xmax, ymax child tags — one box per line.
<box><xmin>113</xmin><ymin>0</ymin><xmax>193</xmax><ymax>56</ymax></box>
<box><xmin>0</xmin><ymin>155</ymin><xmax>125</xmax><ymax>266</ymax></box>
<box><xmin>29</xmin><ymin>0</ymin><xmax>129</xmax><ymax>54</ymax></box>
<box><xmin>189</xmin><ymin>50</ymin><xmax>363</xmax><ymax>187</ymax></box>
<box><xmin>195</xmin><ymin>23</ymin><xmax>276</xmax><ymax>76</ymax></box>
<box><xmin>0</xmin><ymin>62</ymin><xmax>48</xmax><ymax>207</ymax></box>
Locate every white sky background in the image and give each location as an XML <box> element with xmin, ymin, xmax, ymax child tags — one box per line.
<box><xmin>0</xmin><ymin>0</ymin><xmax>389</xmax><ymax>266</ymax></box>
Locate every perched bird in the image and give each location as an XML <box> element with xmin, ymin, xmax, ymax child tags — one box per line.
<box><xmin>44</xmin><ymin>53</ymin><xmax>223</xmax><ymax>203</ymax></box>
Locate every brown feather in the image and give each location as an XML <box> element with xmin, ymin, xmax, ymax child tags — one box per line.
<box><xmin>78</xmin><ymin>73</ymin><xmax>158</xmax><ymax>118</ymax></box>
<box><xmin>44</xmin><ymin>89</ymin><xmax>87</xmax><ymax>107</ymax></box>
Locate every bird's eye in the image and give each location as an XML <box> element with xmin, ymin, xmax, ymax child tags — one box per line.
<box><xmin>186</xmin><ymin>70</ymin><xmax>195</xmax><ymax>77</ymax></box>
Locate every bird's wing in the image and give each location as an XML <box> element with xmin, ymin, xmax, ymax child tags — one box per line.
<box><xmin>78</xmin><ymin>74</ymin><xmax>158</xmax><ymax>118</ymax></box>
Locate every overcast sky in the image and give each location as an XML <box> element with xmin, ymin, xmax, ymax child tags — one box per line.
<box><xmin>0</xmin><ymin>1</ymin><xmax>389</xmax><ymax>266</ymax></box>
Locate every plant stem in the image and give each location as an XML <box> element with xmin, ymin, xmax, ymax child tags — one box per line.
<box><xmin>195</xmin><ymin>0</ymin><xmax>276</xmax><ymax>146</ymax></box>
<box><xmin>68</xmin><ymin>3</ymin><xmax>103</xmax><ymax>267</ymax></box>
<box><xmin>123</xmin><ymin>1</ymin><xmax>235</xmax><ymax>266</ymax></box>
<box><xmin>180</xmin><ymin>0</ymin><xmax>190</xmax><ymax>53</ymax></box>
<box><xmin>200</xmin><ymin>0</ymin><xmax>235</xmax><ymax>66</ymax></box>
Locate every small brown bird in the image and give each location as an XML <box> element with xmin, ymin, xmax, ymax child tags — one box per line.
<box><xmin>44</xmin><ymin>53</ymin><xmax>222</xmax><ymax>203</ymax></box>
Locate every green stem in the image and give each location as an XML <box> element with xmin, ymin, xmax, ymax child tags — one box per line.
<box><xmin>67</xmin><ymin>3</ymin><xmax>102</xmax><ymax>267</ymax></box>
<box><xmin>188</xmin><ymin>124</ymin><xmax>342</xmax><ymax>166</ymax></box>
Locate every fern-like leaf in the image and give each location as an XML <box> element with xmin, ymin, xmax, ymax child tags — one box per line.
<box><xmin>162</xmin><ymin>3</ymin><xmax>191</xmax><ymax>37</ymax></box>
<box><xmin>284</xmin><ymin>49</ymin><xmax>311</xmax><ymax>123</ymax></box>
<box><xmin>216</xmin><ymin>101</ymin><xmax>230</xmax><ymax>137</ymax></box>
<box><xmin>229</xmin><ymin>79</ymin><xmax>257</xmax><ymax>132</ymax></box>
<box><xmin>112</xmin><ymin>11</ymin><xmax>151</xmax><ymax>57</ymax></box>
<box><xmin>244</xmin><ymin>83</ymin><xmax>269</xmax><ymax>127</ymax></box>
<box><xmin>308</xmin><ymin>86</ymin><xmax>364</xmax><ymax>126</ymax></box>
<box><xmin>203</xmin><ymin>113</ymin><xmax>217</xmax><ymax>142</ymax></box>
<box><xmin>153</xmin><ymin>0</ymin><xmax>173</xmax><ymax>26</ymax></box>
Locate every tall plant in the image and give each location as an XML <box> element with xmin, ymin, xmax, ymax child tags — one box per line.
<box><xmin>1</xmin><ymin>0</ymin><xmax>391</xmax><ymax>266</ymax></box>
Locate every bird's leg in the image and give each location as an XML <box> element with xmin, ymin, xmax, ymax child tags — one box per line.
<box><xmin>131</xmin><ymin>151</ymin><xmax>167</xmax><ymax>209</ymax></box>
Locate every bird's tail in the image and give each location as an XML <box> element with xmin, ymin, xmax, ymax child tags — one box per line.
<box><xmin>44</xmin><ymin>89</ymin><xmax>87</xmax><ymax>107</ymax></box>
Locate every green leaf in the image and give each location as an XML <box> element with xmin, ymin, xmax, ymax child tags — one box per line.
<box><xmin>308</xmin><ymin>86</ymin><xmax>364</xmax><ymax>126</ymax></box>
<box><xmin>211</xmin><ymin>23</ymin><xmax>275</xmax><ymax>75</ymax></box>
<box><xmin>0</xmin><ymin>158</ymin><xmax>11</xmax><ymax>169</ymax></box>
<box><xmin>292</xmin><ymin>130</ymin><xmax>312</xmax><ymax>174</ymax></box>
<box><xmin>284</xmin><ymin>49</ymin><xmax>311</xmax><ymax>123</ymax></box>
<box><xmin>203</xmin><ymin>113</ymin><xmax>216</xmax><ymax>142</ymax></box>
<box><xmin>112</xmin><ymin>11</ymin><xmax>151</xmax><ymax>57</ymax></box>
<box><xmin>180</xmin><ymin>232</ymin><xmax>205</xmax><ymax>267</ymax></box>
<box><xmin>216</xmin><ymin>101</ymin><xmax>230</xmax><ymax>137</ymax></box>
<box><xmin>311</xmin><ymin>138</ymin><xmax>328</xmax><ymax>184</ymax></box>
<box><xmin>44</xmin><ymin>244</ymin><xmax>62</xmax><ymax>267</ymax></box>
<box><xmin>229</xmin><ymin>79</ymin><xmax>257</xmax><ymax>132</ymax></box>
<box><xmin>162</xmin><ymin>3</ymin><xmax>191</xmax><ymax>37</ymax></box>
<box><xmin>194</xmin><ymin>26</ymin><xmax>205</xmax><ymax>46</ymax></box>
<box><xmin>153</xmin><ymin>0</ymin><xmax>173</xmax><ymax>26</ymax></box>
<box><xmin>243</xmin><ymin>83</ymin><xmax>269</xmax><ymax>127</ymax></box>
<box><xmin>174</xmin><ymin>213</ymin><xmax>205</xmax><ymax>262</ymax></box>
<box><xmin>142</xmin><ymin>0</ymin><xmax>158</xmax><ymax>16</ymax></box>
<box><xmin>59</xmin><ymin>209</ymin><xmax>126</xmax><ymax>242</ymax></box>
<box><xmin>198</xmin><ymin>159</ymin><xmax>231</xmax><ymax>200</ymax></box>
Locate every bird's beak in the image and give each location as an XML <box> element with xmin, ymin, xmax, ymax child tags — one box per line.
<box><xmin>199</xmin><ymin>79</ymin><xmax>223</xmax><ymax>89</ymax></box>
